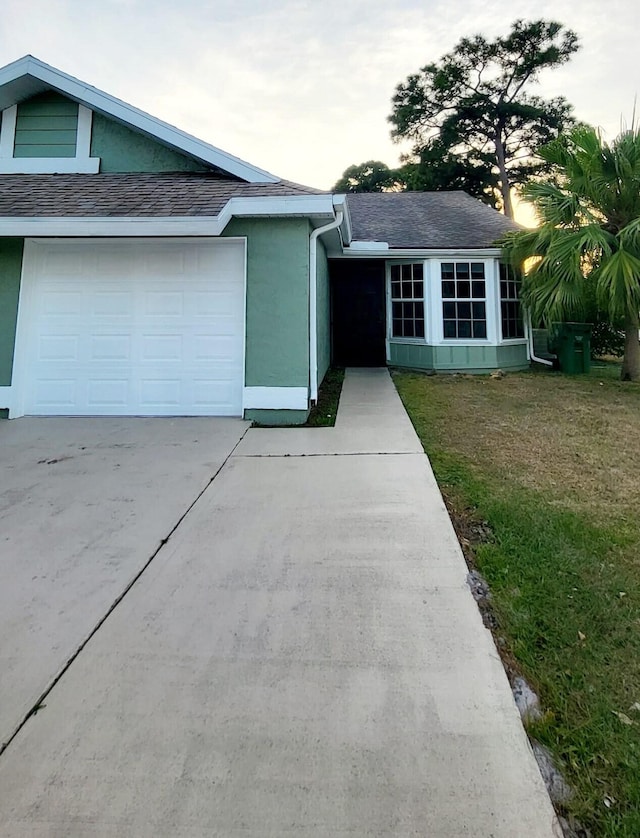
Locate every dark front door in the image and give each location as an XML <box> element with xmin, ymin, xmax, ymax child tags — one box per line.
<box><xmin>330</xmin><ymin>260</ymin><xmax>386</xmax><ymax>366</ymax></box>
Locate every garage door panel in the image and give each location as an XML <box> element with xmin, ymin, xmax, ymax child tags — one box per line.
<box><xmin>18</xmin><ymin>239</ymin><xmax>245</xmax><ymax>416</ymax></box>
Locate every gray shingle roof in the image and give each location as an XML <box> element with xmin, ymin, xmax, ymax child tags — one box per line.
<box><xmin>0</xmin><ymin>172</ymin><xmax>324</xmax><ymax>217</ymax></box>
<box><xmin>346</xmin><ymin>191</ymin><xmax>519</xmax><ymax>249</ymax></box>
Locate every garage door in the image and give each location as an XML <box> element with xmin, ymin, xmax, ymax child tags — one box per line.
<box><xmin>14</xmin><ymin>238</ymin><xmax>245</xmax><ymax>416</ymax></box>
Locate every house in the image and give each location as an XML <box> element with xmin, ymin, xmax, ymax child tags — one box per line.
<box><xmin>0</xmin><ymin>56</ymin><xmax>527</xmax><ymax>425</ymax></box>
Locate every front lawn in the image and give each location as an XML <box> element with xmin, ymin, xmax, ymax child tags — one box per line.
<box><xmin>394</xmin><ymin>365</ymin><xmax>640</xmax><ymax>837</ymax></box>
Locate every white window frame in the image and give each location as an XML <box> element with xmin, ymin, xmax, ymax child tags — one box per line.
<box><xmin>386</xmin><ymin>261</ymin><xmax>428</xmax><ymax>352</ymax></box>
<box><xmin>0</xmin><ymin>103</ymin><xmax>100</xmax><ymax>173</ymax></box>
<box><xmin>435</xmin><ymin>258</ymin><xmax>495</xmax><ymax>344</ymax></box>
<box><xmin>498</xmin><ymin>262</ymin><xmax>526</xmax><ymax>343</ymax></box>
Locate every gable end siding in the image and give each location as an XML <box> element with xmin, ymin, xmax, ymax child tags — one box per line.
<box><xmin>14</xmin><ymin>92</ymin><xmax>78</xmax><ymax>158</ymax></box>
<box><xmin>90</xmin><ymin>113</ymin><xmax>208</xmax><ymax>173</ymax></box>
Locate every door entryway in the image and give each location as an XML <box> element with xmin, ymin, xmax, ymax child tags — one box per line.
<box><xmin>330</xmin><ymin>259</ymin><xmax>386</xmax><ymax>366</ymax></box>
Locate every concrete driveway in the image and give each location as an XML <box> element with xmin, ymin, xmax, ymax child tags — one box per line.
<box><xmin>0</xmin><ymin>372</ymin><xmax>559</xmax><ymax>836</ymax></box>
<box><xmin>0</xmin><ymin>417</ymin><xmax>249</xmax><ymax>747</ymax></box>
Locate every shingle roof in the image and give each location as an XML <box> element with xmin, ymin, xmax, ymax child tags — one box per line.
<box><xmin>346</xmin><ymin>191</ymin><xmax>519</xmax><ymax>249</ymax></box>
<box><xmin>0</xmin><ymin>172</ymin><xmax>325</xmax><ymax>217</ymax></box>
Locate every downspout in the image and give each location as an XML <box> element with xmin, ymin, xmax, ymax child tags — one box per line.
<box><xmin>526</xmin><ymin>310</ymin><xmax>554</xmax><ymax>367</ymax></box>
<box><xmin>309</xmin><ymin>209</ymin><xmax>344</xmax><ymax>403</ymax></box>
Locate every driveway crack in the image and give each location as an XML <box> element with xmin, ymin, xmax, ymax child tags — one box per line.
<box><xmin>0</xmin><ymin>426</ymin><xmax>250</xmax><ymax>759</ymax></box>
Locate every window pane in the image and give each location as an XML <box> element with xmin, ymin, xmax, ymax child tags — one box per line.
<box><xmin>392</xmin><ymin>319</ymin><xmax>402</xmax><ymax>337</ymax></box>
<box><xmin>402</xmin><ymin>281</ymin><xmax>412</xmax><ymax>298</ymax></box>
<box><xmin>457</xmin><ymin>301</ymin><xmax>471</xmax><ymax>320</ymax></box>
<box><xmin>391</xmin><ymin>265</ymin><xmax>401</xmax><ymax>282</ymax></box>
<box><xmin>458</xmin><ymin>320</ymin><xmax>472</xmax><ymax>338</ymax></box>
<box><xmin>391</xmin><ymin>281</ymin><xmax>400</xmax><ymax>298</ymax></box>
<box><xmin>413</xmin><ymin>280</ymin><xmax>423</xmax><ymax>299</ymax></box>
<box><xmin>441</xmin><ymin>262</ymin><xmax>454</xmax><ymax>279</ymax></box>
<box><xmin>402</xmin><ymin>301</ymin><xmax>413</xmax><ymax>319</ymax></box>
<box><xmin>443</xmin><ymin>320</ymin><xmax>457</xmax><ymax>338</ymax></box>
<box><xmin>455</xmin><ymin>263</ymin><xmax>470</xmax><ymax>279</ymax></box>
<box><xmin>442</xmin><ymin>280</ymin><xmax>455</xmax><ymax>298</ymax></box>
<box><xmin>443</xmin><ymin>301</ymin><xmax>456</xmax><ymax>319</ymax></box>
<box><xmin>472</xmin><ymin>301</ymin><xmax>486</xmax><ymax>320</ymax></box>
<box><xmin>470</xmin><ymin>262</ymin><xmax>485</xmax><ymax>278</ymax></box>
<box><xmin>472</xmin><ymin>280</ymin><xmax>486</xmax><ymax>299</ymax></box>
<box><xmin>401</xmin><ymin>264</ymin><xmax>412</xmax><ymax>281</ymax></box>
<box><xmin>404</xmin><ymin>319</ymin><xmax>415</xmax><ymax>337</ymax></box>
<box><xmin>392</xmin><ymin>301</ymin><xmax>402</xmax><ymax>319</ymax></box>
<box><xmin>415</xmin><ymin>301</ymin><xmax>424</xmax><ymax>319</ymax></box>
<box><xmin>457</xmin><ymin>280</ymin><xmax>471</xmax><ymax>298</ymax></box>
<box><xmin>473</xmin><ymin>320</ymin><xmax>487</xmax><ymax>339</ymax></box>
<box><xmin>415</xmin><ymin>319</ymin><xmax>425</xmax><ymax>338</ymax></box>
<box><xmin>413</xmin><ymin>263</ymin><xmax>423</xmax><ymax>280</ymax></box>
<box><xmin>500</xmin><ymin>280</ymin><xmax>508</xmax><ymax>298</ymax></box>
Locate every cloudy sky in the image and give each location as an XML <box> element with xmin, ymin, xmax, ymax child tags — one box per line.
<box><xmin>2</xmin><ymin>0</ymin><xmax>639</xmax><ymax>190</ymax></box>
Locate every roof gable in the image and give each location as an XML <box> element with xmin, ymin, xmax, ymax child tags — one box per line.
<box><xmin>0</xmin><ymin>55</ymin><xmax>278</xmax><ymax>183</ymax></box>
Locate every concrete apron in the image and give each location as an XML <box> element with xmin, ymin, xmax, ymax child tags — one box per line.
<box><xmin>0</xmin><ymin>369</ymin><xmax>559</xmax><ymax>836</ymax></box>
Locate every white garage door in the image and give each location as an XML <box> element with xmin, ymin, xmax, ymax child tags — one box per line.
<box><xmin>14</xmin><ymin>238</ymin><xmax>245</xmax><ymax>416</ymax></box>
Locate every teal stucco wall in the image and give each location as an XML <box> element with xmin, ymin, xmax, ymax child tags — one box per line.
<box><xmin>389</xmin><ymin>340</ymin><xmax>529</xmax><ymax>372</ymax></box>
<box><xmin>222</xmin><ymin>217</ymin><xmax>310</xmax><ymax>390</ymax></box>
<box><xmin>0</xmin><ymin>239</ymin><xmax>24</xmax><ymax>386</ymax></box>
<box><xmin>14</xmin><ymin>92</ymin><xmax>78</xmax><ymax>158</ymax></box>
<box><xmin>316</xmin><ymin>237</ymin><xmax>331</xmax><ymax>387</ymax></box>
<box><xmin>91</xmin><ymin>113</ymin><xmax>208</xmax><ymax>173</ymax></box>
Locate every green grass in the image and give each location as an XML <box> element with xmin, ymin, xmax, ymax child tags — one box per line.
<box><xmin>394</xmin><ymin>366</ymin><xmax>640</xmax><ymax>837</ymax></box>
<box><xmin>305</xmin><ymin>367</ymin><xmax>344</xmax><ymax>427</ymax></box>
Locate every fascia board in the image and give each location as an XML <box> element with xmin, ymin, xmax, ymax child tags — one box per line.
<box><xmin>0</xmin><ymin>195</ymin><xmax>337</xmax><ymax>237</ymax></box>
<box><xmin>334</xmin><ymin>245</ymin><xmax>504</xmax><ymax>258</ymax></box>
<box><xmin>0</xmin><ymin>55</ymin><xmax>279</xmax><ymax>184</ymax></box>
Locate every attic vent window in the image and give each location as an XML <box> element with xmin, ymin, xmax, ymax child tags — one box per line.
<box><xmin>0</xmin><ymin>94</ymin><xmax>100</xmax><ymax>174</ymax></box>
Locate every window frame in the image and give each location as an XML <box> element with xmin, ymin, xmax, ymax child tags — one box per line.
<box><xmin>499</xmin><ymin>263</ymin><xmax>526</xmax><ymax>342</ymax></box>
<box><xmin>386</xmin><ymin>261</ymin><xmax>427</xmax><ymax>344</ymax></box>
<box><xmin>439</xmin><ymin>260</ymin><xmax>490</xmax><ymax>342</ymax></box>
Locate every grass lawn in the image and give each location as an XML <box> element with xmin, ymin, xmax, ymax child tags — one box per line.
<box><xmin>394</xmin><ymin>364</ymin><xmax>640</xmax><ymax>837</ymax></box>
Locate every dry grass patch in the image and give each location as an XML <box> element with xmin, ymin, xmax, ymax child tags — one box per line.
<box><xmin>418</xmin><ymin>368</ymin><xmax>640</xmax><ymax>524</ymax></box>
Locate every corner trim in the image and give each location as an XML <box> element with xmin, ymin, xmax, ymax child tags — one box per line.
<box><xmin>0</xmin><ymin>385</ymin><xmax>11</xmax><ymax>412</ymax></box>
<box><xmin>243</xmin><ymin>386</ymin><xmax>308</xmax><ymax>410</ymax></box>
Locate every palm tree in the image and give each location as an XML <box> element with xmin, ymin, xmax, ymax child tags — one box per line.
<box><xmin>502</xmin><ymin>124</ymin><xmax>640</xmax><ymax>380</ymax></box>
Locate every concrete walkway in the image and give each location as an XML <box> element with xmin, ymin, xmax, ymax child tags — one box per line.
<box><xmin>0</xmin><ymin>369</ymin><xmax>559</xmax><ymax>836</ymax></box>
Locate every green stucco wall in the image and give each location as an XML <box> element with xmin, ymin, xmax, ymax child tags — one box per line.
<box><xmin>14</xmin><ymin>92</ymin><xmax>78</xmax><ymax>158</ymax></box>
<box><xmin>316</xmin><ymin>238</ymin><xmax>331</xmax><ymax>386</ymax></box>
<box><xmin>0</xmin><ymin>239</ymin><xmax>24</xmax><ymax>385</ymax></box>
<box><xmin>90</xmin><ymin>113</ymin><xmax>208</xmax><ymax>173</ymax></box>
<box><xmin>222</xmin><ymin>217</ymin><xmax>310</xmax><ymax>389</ymax></box>
<box><xmin>389</xmin><ymin>340</ymin><xmax>529</xmax><ymax>372</ymax></box>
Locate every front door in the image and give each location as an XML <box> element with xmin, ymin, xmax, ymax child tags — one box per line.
<box><xmin>330</xmin><ymin>260</ymin><xmax>386</xmax><ymax>366</ymax></box>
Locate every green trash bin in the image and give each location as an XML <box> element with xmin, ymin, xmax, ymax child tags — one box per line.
<box><xmin>550</xmin><ymin>322</ymin><xmax>592</xmax><ymax>374</ymax></box>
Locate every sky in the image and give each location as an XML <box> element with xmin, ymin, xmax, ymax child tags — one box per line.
<box><xmin>2</xmin><ymin>0</ymin><xmax>639</xmax><ymax>192</ymax></box>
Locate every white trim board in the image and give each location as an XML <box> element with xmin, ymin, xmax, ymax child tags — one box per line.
<box><xmin>0</xmin><ymin>386</ymin><xmax>11</xmax><ymax>411</ymax></box>
<box><xmin>0</xmin><ymin>158</ymin><xmax>100</xmax><ymax>174</ymax></box>
<box><xmin>0</xmin><ymin>55</ymin><xmax>279</xmax><ymax>183</ymax></box>
<box><xmin>243</xmin><ymin>387</ymin><xmax>308</xmax><ymax>411</ymax></box>
<box><xmin>0</xmin><ymin>194</ymin><xmax>338</xmax><ymax>237</ymax></box>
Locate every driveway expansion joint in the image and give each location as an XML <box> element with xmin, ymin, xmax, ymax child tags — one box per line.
<box><xmin>0</xmin><ymin>424</ymin><xmax>250</xmax><ymax>760</ymax></box>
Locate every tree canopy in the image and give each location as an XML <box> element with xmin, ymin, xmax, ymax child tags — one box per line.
<box><xmin>388</xmin><ymin>19</ymin><xmax>579</xmax><ymax>216</ymax></box>
<box><xmin>501</xmin><ymin>125</ymin><xmax>640</xmax><ymax>381</ymax></box>
<box><xmin>332</xmin><ymin>160</ymin><xmax>402</xmax><ymax>193</ymax></box>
